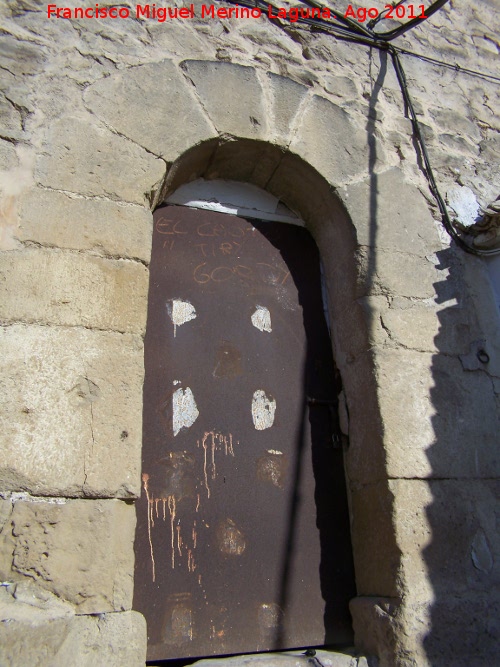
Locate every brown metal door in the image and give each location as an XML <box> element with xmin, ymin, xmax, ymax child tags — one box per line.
<box><xmin>134</xmin><ymin>205</ymin><xmax>355</xmax><ymax>661</ymax></box>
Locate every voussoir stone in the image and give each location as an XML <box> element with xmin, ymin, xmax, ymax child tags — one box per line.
<box><xmin>84</xmin><ymin>60</ymin><xmax>216</xmax><ymax>161</ymax></box>
<box><xmin>266</xmin><ymin>72</ymin><xmax>309</xmax><ymax>145</ymax></box>
<box><xmin>0</xmin><ymin>498</ymin><xmax>136</xmax><ymax>614</ymax></box>
<box><xmin>17</xmin><ymin>188</ymin><xmax>153</xmax><ymax>262</ymax></box>
<box><xmin>0</xmin><ymin>324</ymin><xmax>143</xmax><ymax>497</ymax></box>
<box><xmin>339</xmin><ymin>169</ymin><xmax>441</xmax><ymax>254</ymax></box>
<box><xmin>0</xmin><ymin>247</ymin><xmax>148</xmax><ymax>333</ymax></box>
<box><xmin>181</xmin><ymin>61</ymin><xmax>267</xmax><ymax>139</ymax></box>
<box><xmin>35</xmin><ymin>117</ymin><xmax>165</xmax><ymax>205</ymax></box>
<box><xmin>289</xmin><ymin>95</ymin><xmax>372</xmax><ymax>186</ymax></box>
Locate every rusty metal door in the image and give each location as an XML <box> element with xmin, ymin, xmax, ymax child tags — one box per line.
<box><xmin>133</xmin><ymin>205</ymin><xmax>355</xmax><ymax>662</ymax></box>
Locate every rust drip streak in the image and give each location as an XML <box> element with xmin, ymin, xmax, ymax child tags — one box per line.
<box><xmin>168</xmin><ymin>495</ymin><xmax>177</xmax><ymax>569</ymax></box>
<box><xmin>200</xmin><ymin>431</ymin><xmax>237</xmax><ymax>498</ymax></box>
<box><xmin>192</xmin><ymin>521</ymin><xmax>197</xmax><ymax>549</ymax></box>
<box><xmin>200</xmin><ymin>436</ymin><xmax>211</xmax><ymax>498</ymax></box>
<box><xmin>162</xmin><ymin>498</ymin><xmax>167</xmax><ymax>521</ymax></box>
<box><xmin>142</xmin><ymin>473</ymin><xmax>156</xmax><ymax>583</ymax></box>
<box><xmin>210</xmin><ymin>433</ymin><xmax>216</xmax><ymax>481</ymax></box>
<box><xmin>196</xmin><ymin>493</ymin><xmax>200</xmax><ymax>512</ymax></box>
<box><xmin>155</xmin><ymin>498</ymin><xmax>160</xmax><ymax>518</ymax></box>
<box><xmin>177</xmin><ymin>523</ymin><xmax>183</xmax><ymax>557</ymax></box>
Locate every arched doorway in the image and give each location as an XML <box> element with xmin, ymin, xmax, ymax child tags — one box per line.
<box><xmin>133</xmin><ymin>181</ymin><xmax>356</xmax><ymax>661</ymax></box>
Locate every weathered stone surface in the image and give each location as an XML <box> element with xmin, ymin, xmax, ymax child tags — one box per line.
<box><xmin>0</xmin><ymin>33</ymin><xmax>47</xmax><ymax>75</ymax></box>
<box><xmin>349</xmin><ymin>483</ymin><xmax>401</xmax><ymax>598</ymax></box>
<box><xmin>35</xmin><ymin>117</ymin><xmax>165</xmax><ymax>205</ymax></box>
<box><xmin>0</xmin><ymin>138</ymin><xmax>19</xmax><ymax>172</ymax></box>
<box><xmin>391</xmin><ymin>479</ymin><xmax>500</xmax><ymax>599</ymax></box>
<box><xmin>0</xmin><ymin>247</ymin><xmax>148</xmax><ymax>333</ymax></box>
<box><xmin>0</xmin><ymin>1</ymin><xmax>499</xmax><ymax>665</ymax></box>
<box><xmin>191</xmin><ymin>650</ymin><xmax>359</xmax><ymax>667</ymax></box>
<box><xmin>323</xmin><ymin>74</ymin><xmax>359</xmax><ymax>100</ymax></box>
<box><xmin>289</xmin><ymin>95</ymin><xmax>378</xmax><ymax>187</ymax></box>
<box><xmin>355</xmin><ymin>247</ymin><xmax>441</xmax><ymax>299</ymax></box>
<box><xmin>84</xmin><ymin>60</ymin><xmax>216</xmax><ymax>161</ymax></box>
<box><xmin>339</xmin><ymin>169</ymin><xmax>441</xmax><ymax>255</ymax></box>
<box><xmin>0</xmin><ymin>498</ymin><xmax>136</xmax><ymax>613</ymax></box>
<box><xmin>350</xmin><ymin>597</ymin><xmax>401</xmax><ymax>667</ymax></box>
<box><xmin>375</xmin><ymin>349</ymin><xmax>500</xmax><ymax>478</ymax></box>
<box><xmin>0</xmin><ymin>95</ymin><xmax>23</xmax><ymax>141</ymax></box>
<box><xmin>181</xmin><ymin>61</ymin><xmax>267</xmax><ymax>139</ymax></box>
<box><xmin>17</xmin><ymin>188</ymin><xmax>153</xmax><ymax>262</ymax></box>
<box><xmin>266</xmin><ymin>73</ymin><xmax>308</xmax><ymax>145</ymax></box>
<box><xmin>419</xmin><ymin>596</ymin><xmax>500</xmax><ymax>667</ymax></box>
<box><xmin>206</xmin><ymin>139</ymin><xmax>283</xmax><ymax>187</ymax></box>
<box><xmin>359</xmin><ymin>298</ymin><xmax>472</xmax><ymax>355</ymax></box>
<box><xmin>0</xmin><ymin>585</ymin><xmax>146</xmax><ymax>667</ymax></box>
<box><xmin>341</xmin><ymin>353</ymin><xmax>387</xmax><ymax>485</ymax></box>
<box><xmin>0</xmin><ymin>325</ymin><xmax>143</xmax><ymax>497</ymax></box>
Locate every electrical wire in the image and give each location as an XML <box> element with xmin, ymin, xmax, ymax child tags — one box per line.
<box><xmin>395</xmin><ymin>47</ymin><xmax>500</xmax><ymax>84</ymax></box>
<box><xmin>215</xmin><ymin>0</ymin><xmax>500</xmax><ymax>256</ymax></box>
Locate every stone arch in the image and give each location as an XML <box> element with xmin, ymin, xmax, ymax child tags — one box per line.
<box><xmin>158</xmin><ymin>136</ymin><xmax>397</xmax><ymax>607</ymax></box>
<box><xmin>79</xmin><ymin>58</ymin><xmax>444</xmax><ymax>658</ymax></box>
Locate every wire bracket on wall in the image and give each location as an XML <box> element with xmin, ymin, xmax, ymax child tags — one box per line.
<box><xmin>215</xmin><ymin>0</ymin><xmax>500</xmax><ymax>256</ymax></box>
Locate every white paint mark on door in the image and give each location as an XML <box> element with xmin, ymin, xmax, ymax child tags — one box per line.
<box><xmin>173</xmin><ymin>387</ymin><xmax>199</xmax><ymax>436</ymax></box>
<box><xmin>252</xmin><ymin>390</ymin><xmax>276</xmax><ymax>430</ymax></box>
<box><xmin>251</xmin><ymin>306</ymin><xmax>272</xmax><ymax>333</ymax></box>
<box><xmin>168</xmin><ymin>299</ymin><xmax>197</xmax><ymax>337</ymax></box>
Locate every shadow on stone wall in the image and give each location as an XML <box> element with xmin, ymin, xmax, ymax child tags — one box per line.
<box><xmin>424</xmin><ymin>245</ymin><xmax>499</xmax><ymax>666</ymax></box>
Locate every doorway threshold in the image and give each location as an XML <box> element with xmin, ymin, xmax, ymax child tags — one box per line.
<box><xmin>147</xmin><ymin>647</ymin><xmax>372</xmax><ymax>667</ymax></box>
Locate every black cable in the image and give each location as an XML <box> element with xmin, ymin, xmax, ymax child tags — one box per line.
<box><xmin>215</xmin><ymin>0</ymin><xmax>500</xmax><ymax>256</ymax></box>
<box><xmin>395</xmin><ymin>47</ymin><xmax>500</xmax><ymax>84</ymax></box>
<box><xmin>371</xmin><ymin>0</ymin><xmax>450</xmax><ymax>41</ymax></box>
<box><xmin>388</xmin><ymin>45</ymin><xmax>492</xmax><ymax>256</ymax></box>
<box><xmin>367</xmin><ymin>0</ymin><xmax>409</xmax><ymax>30</ymax></box>
<box><xmin>297</xmin><ymin>0</ymin><xmax>376</xmax><ymax>38</ymax></box>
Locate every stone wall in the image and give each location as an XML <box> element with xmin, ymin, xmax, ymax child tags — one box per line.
<box><xmin>0</xmin><ymin>1</ymin><xmax>499</xmax><ymax>665</ymax></box>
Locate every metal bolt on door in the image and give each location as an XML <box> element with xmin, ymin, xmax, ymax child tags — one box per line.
<box><xmin>133</xmin><ymin>205</ymin><xmax>355</xmax><ymax>662</ymax></box>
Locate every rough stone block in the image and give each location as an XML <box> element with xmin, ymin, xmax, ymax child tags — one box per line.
<box><xmin>0</xmin><ymin>247</ymin><xmax>148</xmax><ymax>333</ymax></box>
<box><xmin>0</xmin><ymin>324</ymin><xmax>143</xmax><ymax>497</ymax></box>
<box><xmin>349</xmin><ymin>482</ymin><xmax>401</xmax><ymax>598</ymax></box>
<box><xmin>338</xmin><ymin>169</ymin><xmax>441</xmax><ymax>255</ymax></box>
<box><xmin>0</xmin><ymin>583</ymin><xmax>146</xmax><ymax>667</ymax></box>
<box><xmin>0</xmin><ymin>498</ymin><xmax>136</xmax><ymax>614</ymax></box>
<box><xmin>350</xmin><ymin>596</ymin><xmax>401</xmax><ymax>667</ymax></box>
<box><xmin>84</xmin><ymin>60</ymin><xmax>216</xmax><ymax>161</ymax></box>
<box><xmin>181</xmin><ymin>61</ymin><xmax>267</xmax><ymax>139</ymax></box>
<box><xmin>191</xmin><ymin>649</ymin><xmax>358</xmax><ymax>666</ymax></box>
<box><xmin>0</xmin><ymin>95</ymin><xmax>23</xmax><ymax>140</ymax></box>
<box><xmin>17</xmin><ymin>188</ymin><xmax>153</xmax><ymax>263</ymax></box>
<box><xmin>419</xmin><ymin>596</ymin><xmax>500</xmax><ymax>667</ymax></box>
<box><xmin>0</xmin><ymin>137</ymin><xmax>19</xmax><ymax>170</ymax></box>
<box><xmin>341</xmin><ymin>353</ymin><xmax>387</xmax><ymax>485</ymax></box>
<box><xmin>0</xmin><ymin>34</ymin><xmax>47</xmax><ymax>75</ymax></box>
<box><xmin>374</xmin><ymin>349</ymin><xmax>500</xmax><ymax>478</ymax></box>
<box><xmin>289</xmin><ymin>95</ymin><xmax>378</xmax><ymax>187</ymax></box>
<box><xmin>355</xmin><ymin>247</ymin><xmax>441</xmax><ymax>299</ymax></box>
<box><xmin>266</xmin><ymin>72</ymin><xmax>308</xmax><ymax>145</ymax></box>
<box><xmin>390</xmin><ymin>479</ymin><xmax>500</xmax><ymax>601</ymax></box>
<box><xmin>35</xmin><ymin>117</ymin><xmax>165</xmax><ymax>205</ymax></box>
<box><xmin>357</xmin><ymin>297</ymin><xmax>473</xmax><ymax>355</ymax></box>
